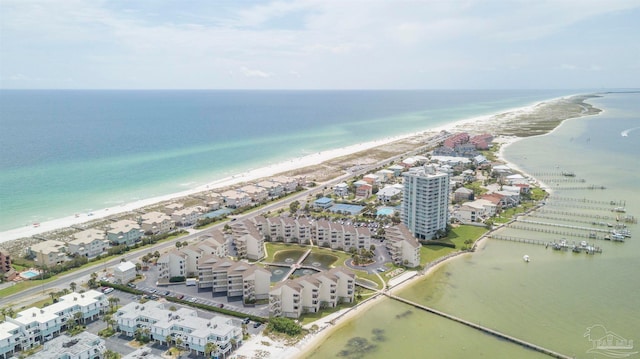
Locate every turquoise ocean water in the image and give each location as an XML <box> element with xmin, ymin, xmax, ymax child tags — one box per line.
<box><xmin>307</xmin><ymin>91</ymin><xmax>640</xmax><ymax>358</ymax></box>
<box><xmin>0</xmin><ymin>90</ymin><xmax>571</xmax><ymax>232</ymax></box>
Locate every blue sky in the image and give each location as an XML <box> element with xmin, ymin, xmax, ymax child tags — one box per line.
<box><xmin>1</xmin><ymin>0</ymin><xmax>639</xmax><ymax>89</ymax></box>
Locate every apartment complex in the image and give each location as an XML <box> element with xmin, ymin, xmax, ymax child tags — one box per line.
<box><xmin>115</xmin><ymin>301</ymin><xmax>242</xmax><ymax>358</ymax></box>
<box><xmin>197</xmin><ymin>255</ymin><xmax>271</xmax><ymax>302</ymax></box>
<box><xmin>384</xmin><ymin>224</ymin><xmax>421</xmax><ymax>268</ymax></box>
<box><xmin>269</xmin><ymin>267</ymin><xmax>355</xmax><ymax>318</ymax></box>
<box><xmin>402</xmin><ymin>165</ymin><xmax>450</xmax><ymax>240</ymax></box>
<box><xmin>251</xmin><ymin>215</ymin><xmax>371</xmax><ymax>251</ymax></box>
<box><xmin>0</xmin><ymin>290</ymin><xmax>107</xmax><ymax>359</ymax></box>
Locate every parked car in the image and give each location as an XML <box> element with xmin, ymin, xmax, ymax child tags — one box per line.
<box><xmin>243</xmin><ymin>318</ymin><xmax>250</xmax><ymax>325</ymax></box>
<box><xmin>253</xmin><ymin>322</ymin><xmax>261</xmax><ymax>328</ymax></box>
<box><xmin>127</xmin><ymin>283</ymin><xmax>136</xmax><ymax>288</ymax></box>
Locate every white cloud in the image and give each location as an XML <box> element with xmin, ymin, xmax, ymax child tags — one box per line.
<box><xmin>241</xmin><ymin>67</ymin><xmax>272</xmax><ymax>78</ymax></box>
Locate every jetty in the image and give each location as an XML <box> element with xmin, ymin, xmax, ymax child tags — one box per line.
<box><xmin>385</xmin><ymin>294</ymin><xmax>573</xmax><ymax>359</ymax></box>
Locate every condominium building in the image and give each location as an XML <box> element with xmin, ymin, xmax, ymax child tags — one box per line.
<box><xmin>230</xmin><ymin>221</ymin><xmax>265</xmax><ymax>261</ymax></box>
<box><xmin>66</xmin><ymin>228</ymin><xmax>108</xmax><ymax>259</ymax></box>
<box><xmin>238</xmin><ymin>185</ymin><xmax>269</xmax><ymax>202</ymax></box>
<box><xmin>115</xmin><ymin>301</ymin><xmax>242</xmax><ymax>358</ymax></box>
<box><xmin>28</xmin><ymin>332</ymin><xmax>105</xmax><ymax>359</ymax></box>
<box><xmin>269</xmin><ymin>268</ymin><xmax>355</xmax><ymax>318</ymax></box>
<box><xmin>0</xmin><ymin>290</ymin><xmax>107</xmax><ymax>358</ymax></box>
<box><xmin>196</xmin><ymin>255</ymin><xmax>270</xmax><ymax>302</ymax></box>
<box><xmin>221</xmin><ymin>190</ymin><xmax>252</xmax><ymax>209</ymax></box>
<box><xmin>385</xmin><ymin>224</ymin><xmax>421</xmax><ymax>268</ymax></box>
<box><xmin>157</xmin><ymin>251</ymin><xmax>186</xmax><ymax>281</ymax></box>
<box><xmin>402</xmin><ymin>165</ymin><xmax>450</xmax><ymax>240</ymax></box>
<box><xmin>107</xmin><ymin>220</ymin><xmax>144</xmax><ymax>246</ymax></box>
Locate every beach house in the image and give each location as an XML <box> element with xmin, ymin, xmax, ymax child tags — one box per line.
<box><xmin>271</xmin><ymin>176</ymin><xmax>299</xmax><ymax>193</ymax></box>
<box><xmin>139</xmin><ymin>211</ymin><xmax>175</xmax><ymax>235</ymax></box>
<box><xmin>170</xmin><ymin>206</ymin><xmax>203</xmax><ymax>226</ymax></box>
<box><xmin>221</xmin><ymin>190</ymin><xmax>252</xmax><ymax>209</ymax></box>
<box><xmin>453</xmin><ymin>187</ymin><xmax>474</xmax><ymax>203</ymax></box>
<box><xmin>66</xmin><ymin>228</ymin><xmax>108</xmax><ymax>259</ymax></box>
<box><xmin>334</xmin><ymin>182</ymin><xmax>349</xmax><ymax>197</ymax></box>
<box><xmin>115</xmin><ymin>301</ymin><xmax>241</xmax><ymax>358</ymax></box>
<box><xmin>107</xmin><ymin>220</ymin><xmax>144</xmax><ymax>246</ymax></box>
<box><xmin>28</xmin><ymin>240</ymin><xmax>68</xmax><ymax>266</ymax></box>
<box><xmin>257</xmin><ymin>180</ymin><xmax>284</xmax><ymax>197</ymax></box>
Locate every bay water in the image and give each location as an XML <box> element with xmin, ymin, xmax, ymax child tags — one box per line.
<box><xmin>307</xmin><ymin>92</ymin><xmax>640</xmax><ymax>358</ymax></box>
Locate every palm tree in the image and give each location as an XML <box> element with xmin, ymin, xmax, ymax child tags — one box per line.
<box><xmin>205</xmin><ymin>342</ymin><xmax>218</xmax><ymax>358</ymax></box>
<box><xmin>165</xmin><ymin>335</ymin><xmax>172</xmax><ymax>346</ymax></box>
<box><xmin>69</xmin><ymin>282</ymin><xmax>77</xmax><ymax>292</ymax></box>
<box><xmin>108</xmin><ymin>296</ymin><xmax>120</xmax><ymax>312</ymax></box>
<box><xmin>0</xmin><ymin>307</ymin><xmax>7</xmax><ymax>321</ymax></box>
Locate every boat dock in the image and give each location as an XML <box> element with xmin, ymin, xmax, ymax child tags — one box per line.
<box><xmin>385</xmin><ymin>293</ymin><xmax>573</xmax><ymax>359</ymax></box>
<box><xmin>515</xmin><ymin>219</ymin><xmax>611</xmax><ymax>234</ymax></box>
<box><xmin>489</xmin><ymin>235</ymin><xmax>603</xmax><ymax>254</ymax></box>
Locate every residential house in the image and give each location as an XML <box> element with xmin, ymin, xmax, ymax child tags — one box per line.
<box><xmin>114</xmin><ymin>261</ymin><xmax>137</xmax><ymax>284</ymax></box>
<box><xmin>334</xmin><ymin>182</ymin><xmax>349</xmax><ymax>197</ymax></box>
<box><xmin>355</xmin><ymin>184</ymin><xmax>372</xmax><ymax>199</ymax></box>
<box><xmin>139</xmin><ymin>211</ymin><xmax>175</xmax><ymax>235</ymax></box>
<box><xmin>107</xmin><ymin>220</ymin><xmax>144</xmax><ymax>246</ymax></box>
<box><xmin>375</xmin><ymin>169</ymin><xmax>395</xmax><ymax>183</ymax></box>
<box><xmin>376</xmin><ymin>185</ymin><xmax>402</xmax><ymax>203</ymax></box>
<box><xmin>362</xmin><ymin>174</ymin><xmax>379</xmax><ymax>185</ymax></box>
<box><xmin>387</xmin><ymin>164</ymin><xmax>405</xmax><ymax>177</ymax></box>
<box><xmin>453</xmin><ymin>187</ymin><xmax>474</xmax><ymax>203</ymax></box>
<box><xmin>0</xmin><ymin>250</ymin><xmax>17</xmax><ymax>281</ymax></box>
<box><xmin>28</xmin><ymin>240</ymin><xmax>68</xmax><ymax>266</ymax></box>
<box><xmin>67</xmin><ymin>228</ymin><xmax>107</xmax><ymax>259</ymax></box>
<box><xmin>443</xmin><ymin>132</ymin><xmax>470</xmax><ymax>148</ymax></box>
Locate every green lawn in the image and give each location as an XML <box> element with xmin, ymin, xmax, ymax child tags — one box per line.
<box><xmin>419</xmin><ymin>225</ymin><xmax>488</xmax><ymax>266</ymax></box>
<box><xmin>263</xmin><ymin>242</ymin><xmax>351</xmax><ymax>267</ymax></box>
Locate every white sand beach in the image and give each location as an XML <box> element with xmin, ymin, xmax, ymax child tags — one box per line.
<box><xmin>0</xmin><ymin>105</ymin><xmax>515</xmax><ymax>244</ymax></box>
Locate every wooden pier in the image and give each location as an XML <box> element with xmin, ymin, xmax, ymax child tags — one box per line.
<box><xmin>506</xmin><ymin>223</ymin><xmax>607</xmax><ymax>240</ymax></box>
<box><xmin>548</xmin><ymin>196</ymin><xmax>626</xmax><ymax>207</ymax></box>
<box><xmin>489</xmin><ymin>234</ymin><xmax>549</xmax><ymax>246</ymax></box>
<box><xmin>385</xmin><ymin>294</ymin><xmax>573</xmax><ymax>359</ymax></box>
<box><xmin>516</xmin><ymin>219</ymin><xmax>610</xmax><ymax>233</ymax></box>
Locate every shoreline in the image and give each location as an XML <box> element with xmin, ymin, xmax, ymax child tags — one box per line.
<box><xmin>0</xmin><ymin>95</ymin><xmax>565</xmax><ymax>244</ymax></box>
<box><xmin>235</xmin><ymin>95</ymin><xmax>604</xmax><ymax>359</ymax></box>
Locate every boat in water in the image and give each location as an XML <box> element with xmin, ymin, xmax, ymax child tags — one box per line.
<box><xmin>523</xmin><ymin>255</ymin><xmax>530</xmax><ymax>262</ymax></box>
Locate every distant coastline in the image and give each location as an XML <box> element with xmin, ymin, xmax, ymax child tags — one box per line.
<box><xmin>0</xmin><ymin>93</ymin><xmax>599</xmax><ymax>251</ymax></box>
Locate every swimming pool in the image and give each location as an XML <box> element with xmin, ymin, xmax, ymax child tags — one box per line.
<box><xmin>376</xmin><ymin>207</ymin><xmax>396</xmax><ymax>216</ymax></box>
<box><xmin>20</xmin><ymin>270</ymin><xmax>40</xmax><ymax>279</ymax></box>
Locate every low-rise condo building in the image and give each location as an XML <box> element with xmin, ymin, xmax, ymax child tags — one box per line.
<box><xmin>140</xmin><ymin>211</ymin><xmax>175</xmax><ymax>235</ymax></box>
<box><xmin>28</xmin><ymin>240</ymin><xmax>68</xmax><ymax>266</ymax></box>
<box><xmin>385</xmin><ymin>224</ymin><xmax>421</xmax><ymax>268</ymax></box>
<box><xmin>269</xmin><ymin>268</ymin><xmax>355</xmax><ymax>318</ymax></box>
<box><xmin>66</xmin><ymin>228</ymin><xmax>108</xmax><ymax>259</ymax></box>
<box><xmin>115</xmin><ymin>301</ymin><xmax>242</xmax><ymax>358</ymax></box>
<box><xmin>107</xmin><ymin>220</ymin><xmax>144</xmax><ymax>246</ymax></box>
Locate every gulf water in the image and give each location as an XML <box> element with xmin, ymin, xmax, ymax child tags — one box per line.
<box><xmin>0</xmin><ymin>89</ymin><xmax>570</xmax><ymax>232</ymax></box>
<box><xmin>307</xmin><ymin>92</ymin><xmax>640</xmax><ymax>358</ymax></box>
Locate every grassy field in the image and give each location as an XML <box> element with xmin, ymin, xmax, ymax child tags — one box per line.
<box><xmin>420</xmin><ymin>225</ymin><xmax>488</xmax><ymax>266</ymax></box>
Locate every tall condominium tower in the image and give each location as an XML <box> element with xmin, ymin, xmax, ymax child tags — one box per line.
<box><xmin>401</xmin><ymin>165</ymin><xmax>450</xmax><ymax>240</ymax></box>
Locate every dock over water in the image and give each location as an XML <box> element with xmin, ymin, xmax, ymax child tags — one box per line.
<box><xmin>385</xmin><ymin>293</ymin><xmax>573</xmax><ymax>359</ymax></box>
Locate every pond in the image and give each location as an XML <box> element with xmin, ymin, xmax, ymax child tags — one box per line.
<box><xmin>292</xmin><ymin>268</ymin><xmax>321</xmax><ymax>277</ymax></box>
<box><xmin>266</xmin><ymin>266</ymin><xmax>290</xmax><ymax>282</ymax></box>
<box><xmin>272</xmin><ymin>249</ymin><xmax>306</xmax><ymax>264</ymax></box>
<box><xmin>301</xmin><ymin>252</ymin><xmax>338</xmax><ymax>270</ymax></box>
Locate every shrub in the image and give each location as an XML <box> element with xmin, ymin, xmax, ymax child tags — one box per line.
<box><xmin>268</xmin><ymin>317</ymin><xmax>302</xmax><ymax>336</ymax></box>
